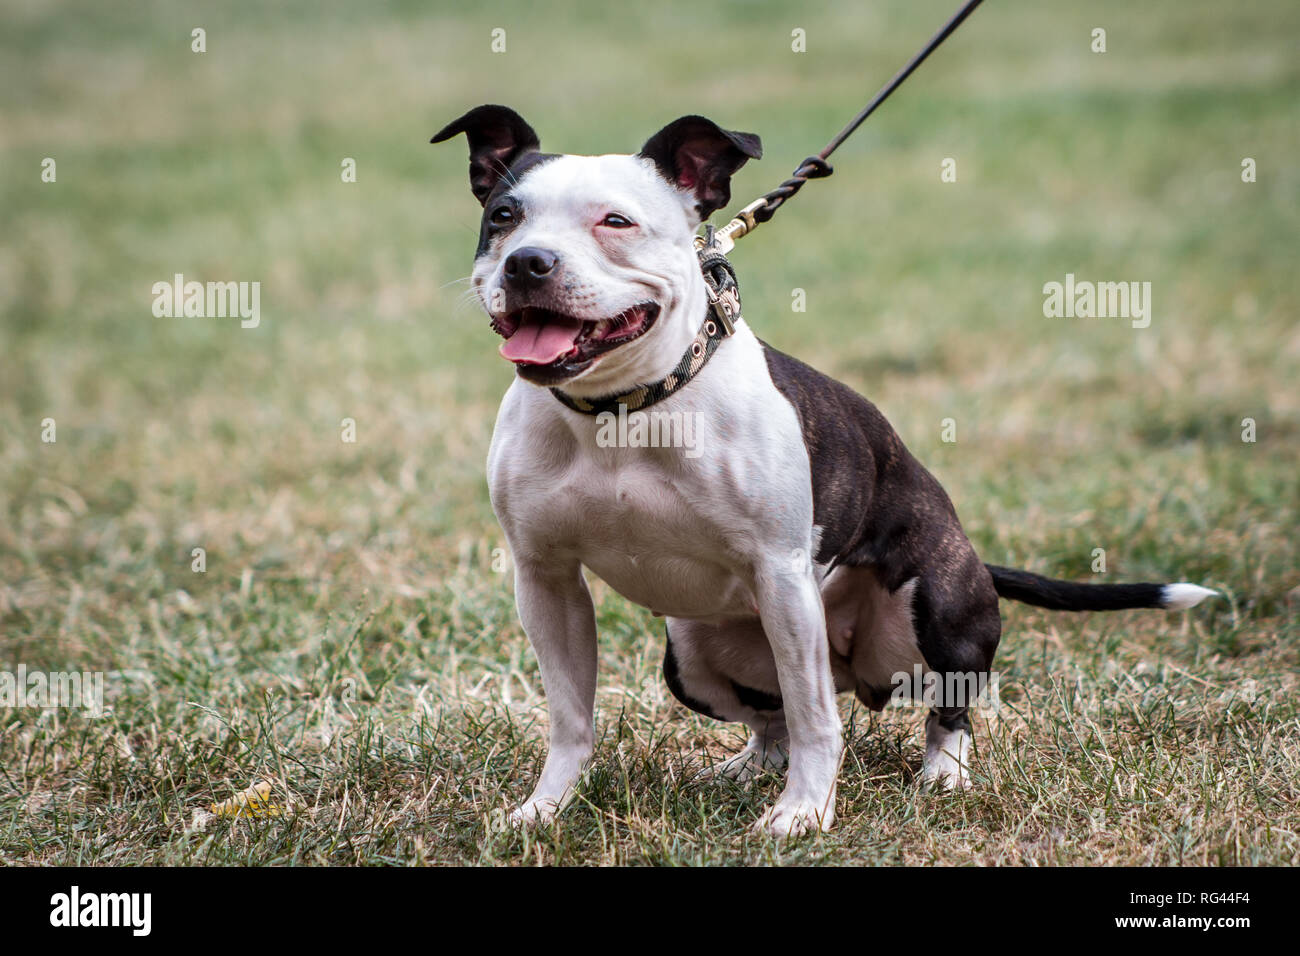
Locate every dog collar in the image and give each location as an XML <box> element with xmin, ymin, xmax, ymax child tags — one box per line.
<box><xmin>550</xmin><ymin>237</ymin><xmax>741</xmax><ymax>416</ymax></box>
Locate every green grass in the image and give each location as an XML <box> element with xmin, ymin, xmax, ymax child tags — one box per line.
<box><xmin>0</xmin><ymin>0</ymin><xmax>1296</xmax><ymax>865</ymax></box>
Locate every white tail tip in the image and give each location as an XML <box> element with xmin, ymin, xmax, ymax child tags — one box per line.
<box><xmin>1161</xmin><ymin>583</ymin><xmax>1218</xmax><ymax>610</ymax></box>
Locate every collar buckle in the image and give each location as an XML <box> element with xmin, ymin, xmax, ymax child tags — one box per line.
<box><xmin>706</xmin><ymin>284</ymin><xmax>738</xmax><ymax>336</ymax></box>
<box><xmin>697</xmin><ymin>226</ymin><xmax>740</xmax><ymax>337</ymax></box>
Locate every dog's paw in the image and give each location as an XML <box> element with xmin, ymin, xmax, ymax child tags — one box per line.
<box><xmin>918</xmin><ymin>752</ymin><xmax>972</xmax><ymax>791</ymax></box>
<box><xmin>753</xmin><ymin>798</ymin><xmax>834</xmax><ymax>838</ymax></box>
<box><xmin>696</xmin><ymin>750</ymin><xmax>759</xmax><ymax>783</ymax></box>
<box><xmin>508</xmin><ymin>798</ymin><xmax>560</xmax><ymax>829</ymax></box>
<box><xmin>696</xmin><ymin>744</ymin><xmax>786</xmax><ymax>783</ymax></box>
<box><xmin>921</xmin><ymin>718</ymin><xmax>973</xmax><ymax>791</ymax></box>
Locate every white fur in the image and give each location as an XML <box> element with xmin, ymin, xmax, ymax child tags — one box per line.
<box><xmin>921</xmin><ymin>712</ymin><xmax>972</xmax><ymax>790</ymax></box>
<box><xmin>1160</xmin><ymin>583</ymin><xmax>1218</xmax><ymax>610</ymax></box>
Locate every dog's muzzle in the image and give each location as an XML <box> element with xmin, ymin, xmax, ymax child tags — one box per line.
<box><xmin>491</xmin><ymin>301</ymin><xmax>662</xmax><ymax>385</ymax></box>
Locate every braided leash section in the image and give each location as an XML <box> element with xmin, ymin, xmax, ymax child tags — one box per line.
<box><xmin>751</xmin><ymin>156</ymin><xmax>834</xmax><ymax>224</ymax></box>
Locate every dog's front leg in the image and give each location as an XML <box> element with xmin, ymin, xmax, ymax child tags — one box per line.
<box><xmin>508</xmin><ymin>558</ymin><xmax>598</xmax><ymax>829</ymax></box>
<box><xmin>754</xmin><ymin>562</ymin><xmax>842</xmax><ymax>837</ymax></box>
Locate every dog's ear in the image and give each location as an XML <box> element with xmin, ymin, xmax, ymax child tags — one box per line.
<box><xmin>639</xmin><ymin>116</ymin><xmax>762</xmax><ymax>221</ymax></box>
<box><xmin>431</xmin><ymin>105</ymin><xmax>541</xmax><ymax>205</ymax></box>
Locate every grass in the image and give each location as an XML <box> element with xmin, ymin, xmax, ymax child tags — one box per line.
<box><xmin>0</xmin><ymin>0</ymin><xmax>1297</xmax><ymax>865</ymax></box>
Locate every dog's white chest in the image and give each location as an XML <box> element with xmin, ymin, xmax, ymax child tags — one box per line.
<box><xmin>503</xmin><ymin>438</ymin><xmax>759</xmax><ymax>618</ymax></box>
<box><xmin>576</xmin><ymin>458</ymin><xmax>761</xmax><ymax>618</ymax></box>
<box><xmin>487</xmin><ymin>328</ymin><xmax>815</xmax><ymax>622</ymax></box>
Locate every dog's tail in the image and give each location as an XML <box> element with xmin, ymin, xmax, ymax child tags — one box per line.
<box><xmin>985</xmin><ymin>564</ymin><xmax>1217</xmax><ymax>612</ymax></box>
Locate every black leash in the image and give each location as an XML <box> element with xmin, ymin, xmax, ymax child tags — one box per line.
<box><xmin>699</xmin><ymin>0</ymin><xmax>986</xmax><ymax>254</ymax></box>
<box><xmin>555</xmin><ymin>0</ymin><xmax>986</xmax><ymax>415</ymax></box>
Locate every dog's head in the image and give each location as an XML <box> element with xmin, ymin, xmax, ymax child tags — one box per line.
<box><xmin>433</xmin><ymin>105</ymin><xmax>760</xmax><ymax>393</ymax></box>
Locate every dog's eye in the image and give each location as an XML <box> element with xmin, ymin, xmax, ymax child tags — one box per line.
<box><xmin>600</xmin><ymin>213</ymin><xmax>635</xmax><ymax>228</ymax></box>
<box><xmin>489</xmin><ymin>206</ymin><xmax>516</xmax><ymax>227</ymax></box>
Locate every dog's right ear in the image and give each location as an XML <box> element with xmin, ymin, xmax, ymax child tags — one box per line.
<box><xmin>431</xmin><ymin>105</ymin><xmax>541</xmax><ymax>206</ymax></box>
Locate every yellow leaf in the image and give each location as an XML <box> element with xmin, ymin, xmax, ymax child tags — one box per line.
<box><xmin>209</xmin><ymin>781</ymin><xmax>284</xmax><ymax>818</ymax></box>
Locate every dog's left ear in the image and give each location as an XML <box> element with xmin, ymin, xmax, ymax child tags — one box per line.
<box><xmin>431</xmin><ymin>104</ymin><xmax>541</xmax><ymax>205</ymax></box>
<box><xmin>640</xmin><ymin>116</ymin><xmax>762</xmax><ymax>221</ymax></box>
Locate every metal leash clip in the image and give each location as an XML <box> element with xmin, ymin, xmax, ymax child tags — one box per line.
<box><xmin>693</xmin><ymin>198</ymin><xmax>770</xmax><ymax>257</ymax></box>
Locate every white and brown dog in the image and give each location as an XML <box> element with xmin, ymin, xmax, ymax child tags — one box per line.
<box><xmin>433</xmin><ymin>105</ymin><xmax>1216</xmax><ymax>837</ymax></box>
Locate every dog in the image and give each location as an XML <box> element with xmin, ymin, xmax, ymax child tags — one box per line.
<box><xmin>432</xmin><ymin>105</ymin><xmax>1217</xmax><ymax>836</ymax></box>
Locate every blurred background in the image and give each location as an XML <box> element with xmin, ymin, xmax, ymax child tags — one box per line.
<box><xmin>0</xmin><ymin>0</ymin><xmax>1296</xmax><ymax>864</ymax></box>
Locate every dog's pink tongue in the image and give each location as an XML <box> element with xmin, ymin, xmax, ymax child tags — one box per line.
<box><xmin>499</xmin><ymin>313</ymin><xmax>585</xmax><ymax>364</ymax></box>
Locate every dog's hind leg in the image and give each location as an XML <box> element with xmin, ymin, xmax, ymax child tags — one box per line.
<box><xmin>663</xmin><ymin>619</ymin><xmax>790</xmax><ymax>781</ymax></box>
<box><xmin>912</xmin><ymin>555</ymin><xmax>1001</xmax><ymax>791</ymax></box>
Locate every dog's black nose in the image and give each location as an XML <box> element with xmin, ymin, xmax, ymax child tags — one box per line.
<box><xmin>503</xmin><ymin>247</ymin><xmax>559</xmax><ymax>285</ymax></box>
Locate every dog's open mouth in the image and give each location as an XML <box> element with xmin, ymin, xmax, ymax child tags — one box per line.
<box><xmin>491</xmin><ymin>302</ymin><xmax>660</xmax><ymax>382</ymax></box>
